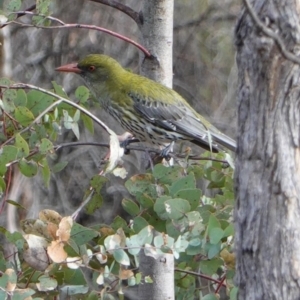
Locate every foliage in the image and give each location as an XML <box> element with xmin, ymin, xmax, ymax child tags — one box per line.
<box><xmin>0</xmin><ymin>1</ymin><xmax>236</xmax><ymax>299</ymax></box>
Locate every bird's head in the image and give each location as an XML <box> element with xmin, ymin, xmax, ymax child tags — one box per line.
<box><xmin>56</xmin><ymin>54</ymin><xmax>124</xmax><ymax>83</ymax></box>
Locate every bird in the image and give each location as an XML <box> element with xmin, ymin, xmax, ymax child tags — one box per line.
<box><xmin>56</xmin><ymin>54</ymin><xmax>236</xmax><ymax>153</ymax></box>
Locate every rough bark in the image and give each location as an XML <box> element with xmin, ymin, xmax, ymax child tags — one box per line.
<box><xmin>235</xmin><ymin>0</ymin><xmax>300</xmax><ymax>299</ymax></box>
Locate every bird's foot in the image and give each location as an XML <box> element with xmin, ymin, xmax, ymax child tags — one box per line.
<box><xmin>159</xmin><ymin>142</ymin><xmax>174</xmax><ymax>161</ymax></box>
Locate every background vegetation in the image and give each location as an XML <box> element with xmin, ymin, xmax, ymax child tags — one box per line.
<box><xmin>0</xmin><ymin>0</ymin><xmax>239</xmax><ymax>299</ymax></box>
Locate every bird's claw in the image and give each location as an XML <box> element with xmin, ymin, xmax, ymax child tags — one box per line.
<box><xmin>160</xmin><ymin>142</ymin><xmax>174</xmax><ymax>160</ymax></box>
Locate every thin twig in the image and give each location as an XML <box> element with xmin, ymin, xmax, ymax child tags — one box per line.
<box><xmin>89</xmin><ymin>0</ymin><xmax>141</xmax><ymax>25</ymax></box>
<box><xmin>0</xmin><ymin>4</ymin><xmax>36</xmax><ymax>28</ymax></box>
<box><xmin>9</xmin><ymin>14</ymin><xmax>151</xmax><ymax>57</ymax></box>
<box><xmin>243</xmin><ymin>0</ymin><xmax>300</xmax><ymax>65</ymax></box>
<box><xmin>175</xmin><ymin>268</ymin><xmax>226</xmax><ymax>287</ymax></box>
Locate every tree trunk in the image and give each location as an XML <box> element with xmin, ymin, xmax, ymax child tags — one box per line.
<box><xmin>235</xmin><ymin>0</ymin><xmax>300</xmax><ymax>299</ymax></box>
<box><xmin>139</xmin><ymin>0</ymin><xmax>174</xmax><ymax>88</ymax></box>
<box><xmin>138</xmin><ymin>1</ymin><xmax>175</xmax><ymax>299</ymax></box>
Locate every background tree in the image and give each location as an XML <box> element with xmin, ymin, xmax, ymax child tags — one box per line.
<box><xmin>235</xmin><ymin>0</ymin><xmax>300</xmax><ymax>299</ymax></box>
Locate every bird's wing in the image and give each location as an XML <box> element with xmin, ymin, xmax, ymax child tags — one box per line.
<box><xmin>129</xmin><ymin>90</ymin><xmax>212</xmax><ymax>142</ymax></box>
<box><xmin>128</xmin><ymin>84</ymin><xmax>236</xmax><ymax>151</ymax></box>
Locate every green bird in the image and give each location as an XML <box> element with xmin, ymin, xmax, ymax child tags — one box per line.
<box><xmin>56</xmin><ymin>54</ymin><xmax>236</xmax><ymax>153</ymax></box>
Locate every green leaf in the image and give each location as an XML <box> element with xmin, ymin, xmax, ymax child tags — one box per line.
<box><xmin>112</xmin><ymin>248</ymin><xmax>130</xmax><ymax>266</ymax></box>
<box><xmin>90</xmin><ymin>175</ymin><xmax>108</xmax><ymax>193</ymax></box>
<box><xmin>122</xmin><ymin>199</ymin><xmax>140</xmax><ymax>216</ymax></box>
<box><xmin>199</xmin><ymin>258</ymin><xmax>223</xmax><ymax>276</ymax></box>
<box><xmin>2</xmin><ymin>89</ymin><xmax>16</xmax><ymax>112</ymax></box>
<box><xmin>71</xmin><ymin>223</ymin><xmax>99</xmax><ymax>245</ymax></box>
<box><xmin>60</xmin><ymin>285</ymin><xmax>89</xmax><ymax>296</ymax></box>
<box><xmin>132</xmin><ymin>216</ymin><xmax>149</xmax><ymax>233</ymax></box>
<box><xmin>125</xmin><ymin>174</ymin><xmax>155</xmax><ymax>197</ymax></box>
<box><xmin>38</xmin><ymin>274</ymin><xmax>57</xmax><ymax>291</ymax></box>
<box><xmin>0</xmin><ymin>290</ymin><xmax>6</xmax><ymax>300</ymax></box>
<box><xmin>111</xmin><ymin>216</ymin><xmax>127</xmax><ymax>232</ymax></box>
<box><xmin>154</xmin><ymin>196</ymin><xmax>171</xmax><ymax>219</ymax></box>
<box><xmin>230</xmin><ymin>287</ymin><xmax>238</xmax><ymax>300</ymax></box>
<box><xmin>85</xmin><ymin>193</ymin><xmax>103</xmax><ymax>215</ymax></box>
<box><xmin>223</xmin><ymin>223</ymin><xmax>234</xmax><ymax>237</ymax></box>
<box><xmin>73</xmin><ymin>109</ymin><xmax>80</xmax><ymax>122</ymax></box>
<box><xmin>18</xmin><ymin>158</ymin><xmax>38</xmax><ymax>177</ymax></box>
<box><xmin>186</xmin><ymin>238</ymin><xmax>202</xmax><ymax>255</ymax></box>
<box><xmin>60</xmin><ymin>267</ymin><xmax>86</xmax><ymax>285</ymax></box>
<box><xmin>52</xmin><ymin>81</ymin><xmax>68</xmax><ymax>98</ymax></box>
<box><xmin>0</xmin><ymin>273</ymin><xmax>8</xmax><ymax>289</ymax></box>
<box><xmin>36</xmin><ymin>0</ymin><xmax>51</xmax><ymax>15</ymax></box>
<box><xmin>152</xmin><ymin>164</ymin><xmax>184</xmax><ymax>184</ymax></box>
<box><xmin>136</xmin><ymin>193</ymin><xmax>154</xmax><ymax>209</ymax></box>
<box><xmin>81</xmin><ymin>114</ymin><xmax>94</xmax><ymax>134</ymax></box>
<box><xmin>6</xmin><ymin>200</ymin><xmax>26</xmax><ymax>210</ymax></box>
<box><xmin>174</xmin><ymin>188</ymin><xmax>201</xmax><ymax>210</ymax></box>
<box><xmin>71</xmin><ymin>121</ymin><xmax>80</xmax><ymax>140</ymax></box>
<box><xmin>14</xmin><ymin>106</ymin><xmax>35</xmax><ymax>126</ymax></box>
<box><xmin>202</xmin><ymin>294</ymin><xmax>219</xmax><ymax>300</ymax></box>
<box><xmin>27</xmin><ymin>90</ymin><xmax>54</xmax><ymax>116</ymax></box>
<box><xmin>15</xmin><ymin>133</ymin><xmax>29</xmax><ymax>157</ymax></box>
<box><xmin>40</xmin><ymin>158</ymin><xmax>50</xmax><ymax>187</ymax></box>
<box><xmin>0</xmin><ymin>78</ymin><xmax>11</xmax><ymax>86</ymax></box>
<box><xmin>169</xmin><ymin>173</ymin><xmax>196</xmax><ymax>195</ymax></box>
<box><xmin>209</xmin><ymin>227</ymin><xmax>224</xmax><ymax>244</ymax></box>
<box><xmin>5</xmin><ymin>231</ymin><xmax>25</xmax><ymax>250</ymax></box>
<box><xmin>75</xmin><ymin>86</ymin><xmax>90</xmax><ymax>104</ymax></box>
<box><xmin>63</xmin><ymin>110</ymin><xmax>73</xmax><ymax>130</ymax></box>
<box><xmin>39</xmin><ymin>138</ymin><xmax>53</xmax><ymax>154</ymax></box>
<box><xmin>207</xmin><ymin>242</ymin><xmax>221</xmax><ymax>259</ymax></box>
<box><xmin>164</xmin><ymin>198</ymin><xmax>191</xmax><ymax>220</ymax></box>
<box><xmin>4</xmin><ymin>0</ymin><xmax>22</xmax><ymax>12</ymax></box>
<box><xmin>52</xmin><ymin>161</ymin><xmax>68</xmax><ymax>173</ymax></box>
<box><xmin>14</xmin><ymin>89</ymin><xmax>27</xmax><ymax>106</ymax></box>
<box><xmin>0</xmin><ymin>145</ymin><xmax>18</xmax><ymax>175</ymax></box>
<box><xmin>0</xmin><ymin>177</ymin><xmax>6</xmax><ymax>193</ymax></box>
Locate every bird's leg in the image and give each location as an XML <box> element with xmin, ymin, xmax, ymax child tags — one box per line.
<box><xmin>160</xmin><ymin>141</ymin><xmax>174</xmax><ymax>160</ymax></box>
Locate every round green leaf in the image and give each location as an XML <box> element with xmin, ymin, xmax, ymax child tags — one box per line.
<box><xmin>3</xmin><ymin>89</ymin><xmax>17</xmax><ymax>112</ymax></box>
<box><xmin>113</xmin><ymin>248</ymin><xmax>130</xmax><ymax>266</ymax></box>
<box><xmin>71</xmin><ymin>223</ymin><xmax>99</xmax><ymax>245</ymax></box>
<box><xmin>174</xmin><ymin>188</ymin><xmax>202</xmax><ymax>210</ymax></box>
<box><xmin>133</xmin><ymin>216</ymin><xmax>149</xmax><ymax>233</ymax></box>
<box><xmin>4</xmin><ymin>0</ymin><xmax>22</xmax><ymax>11</ymax></box>
<box><xmin>18</xmin><ymin>158</ymin><xmax>38</xmax><ymax>177</ymax></box>
<box><xmin>39</xmin><ymin>138</ymin><xmax>53</xmax><ymax>154</ymax></box>
<box><xmin>164</xmin><ymin>198</ymin><xmax>191</xmax><ymax>220</ymax></box>
<box><xmin>75</xmin><ymin>86</ymin><xmax>90</xmax><ymax>103</ymax></box>
<box><xmin>15</xmin><ymin>133</ymin><xmax>29</xmax><ymax>157</ymax></box>
<box><xmin>14</xmin><ymin>106</ymin><xmax>34</xmax><ymax>126</ymax></box>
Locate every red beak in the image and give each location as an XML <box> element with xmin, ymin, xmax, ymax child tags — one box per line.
<box><xmin>55</xmin><ymin>62</ymin><xmax>82</xmax><ymax>74</ymax></box>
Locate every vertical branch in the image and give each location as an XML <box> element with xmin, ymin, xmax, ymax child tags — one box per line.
<box><xmin>139</xmin><ymin>0</ymin><xmax>174</xmax><ymax>88</ymax></box>
<box><xmin>138</xmin><ymin>1</ymin><xmax>175</xmax><ymax>299</ymax></box>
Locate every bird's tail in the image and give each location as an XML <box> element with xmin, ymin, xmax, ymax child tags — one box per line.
<box><xmin>191</xmin><ymin>130</ymin><xmax>236</xmax><ymax>153</ymax></box>
<box><xmin>210</xmin><ymin>130</ymin><xmax>236</xmax><ymax>152</ymax></box>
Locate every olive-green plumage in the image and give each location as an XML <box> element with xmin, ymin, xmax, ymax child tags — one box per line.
<box><xmin>56</xmin><ymin>54</ymin><xmax>236</xmax><ymax>152</ymax></box>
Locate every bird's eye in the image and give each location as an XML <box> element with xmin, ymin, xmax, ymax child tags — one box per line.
<box><xmin>88</xmin><ymin>66</ymin><xmax>96</xmax><ymax>72</ymax></box>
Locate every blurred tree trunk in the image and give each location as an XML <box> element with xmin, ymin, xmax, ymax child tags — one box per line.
<box><xmin>235</xmin><ymin>0</ymin><xmax>300</xmax><ymax>299</ymax></box>
<box><xmin>138</xmin><ymin>1</ymin><xmax>174</xmax><ymax>300</ymax></box>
